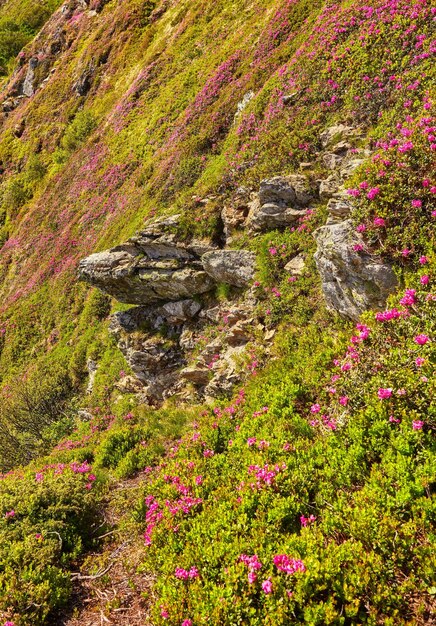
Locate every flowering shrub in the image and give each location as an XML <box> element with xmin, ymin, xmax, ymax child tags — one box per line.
<box><xmin>0</xmin><ymin>461</ymin><xmax>102</xmax><ymax>624</ymax></box>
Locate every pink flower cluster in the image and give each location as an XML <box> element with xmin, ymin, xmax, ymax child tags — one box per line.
<box><xmin>273</xmin><ymin>554</ymin><xmax>306</xmax><ymax>575</ymax></box>
<box><xmin>248</xmin><ymin>462</ymin><xmax>286</xmax><ymax>488</ymax></box>
<box><xmin>378</xmin><ymin>388</ymin><xmax>393</xmax><ymax>400</ymax></box>
<box><xmin>239</xmin><ymin>553</ymin><xmax>262</xmax><ymax>584</ymax></box>
<box><xmin>175</xmin><ymin>566</ymin><xmax>199</xmax><ymax>580</ymax></box>
<box><xmin>414</xmin><ymin>334</ymin><xmax>430</xmax><ymax>345</ymax></box>
<box><xmin>375</xmin><ymin>308</ymin><xmax>408</xmax><ymax>322</ymax></box>
<box><xmin>400</xmin><ymin>288</ymin><xmax>417</xmax><ymax>307</ymax></box>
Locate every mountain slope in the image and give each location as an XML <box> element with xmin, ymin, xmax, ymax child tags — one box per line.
<box><xmin>0</xmin><ymin>0</ymin><xmax>434</xmax><ymax>624</ymax></box>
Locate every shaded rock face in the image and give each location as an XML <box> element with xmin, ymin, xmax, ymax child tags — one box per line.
<box><xmin>248</xmin><ymin>175</ymin><xmax>313</xmax><ymax>232</ymax></box>
<box><xmin>314</xmin><ymin>220</ymin><xmax>397</xmax><ymax>321</ymax></box>
<box><xmin>109</xmin><ymin>297</ymin><xmax>258</xmax><ymax>403</ymax></box>
<box><xmin>109</xmin><ymin>300</ymin><xmax>200</xmax><ymax>401</ymax></box>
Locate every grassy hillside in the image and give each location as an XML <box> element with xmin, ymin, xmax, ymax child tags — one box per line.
<box><xmin>0</xmin><ymin>0</ymin><xmax>434</xmax><ymax>623</ymax></box>
<box><xmin>0</xmin><ymin>0</ymin><xmax>62</xmax><ymax>76</ymax></box>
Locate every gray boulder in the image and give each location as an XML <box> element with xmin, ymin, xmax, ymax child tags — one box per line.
<box><xmin>284</xmin><ymin>253</ymin><xmax>306</xmax><ymax>275</ymax></box>
<box><xmin>319</xmin><ymin>175</ymin><xmax>341</xmax><ymax>200</ymax></box>
<box><xmin>78</xmin><ymin>217</ymin><xmax>217</xmax><ymax>304</ymax></box>
<box><xmin>202</xmin><ymin>250</ymin><xmax>256</xmax><ymax>288</ymax></box>
<box><xmin>258</xmin><ymin>175</ymin><xmax>312</xmax><ymax>207</ymax></box>
<box><xmin>320</xmin><ymin>124</ymin><xmax>355</xmax><ymax>148</ymax></box>
<box><xmin>314</xmin><ymin>220</ymin><xmax>397</xmax><ymax>320</ymax></box>
<box><xmin>248</xmin><ymin>175</ymin><xmax>313</xmax><ymax>232</ymax></box>
<box><xmin>326</xmin><ymin>194</ymin><xmax>353</xmax><ymax>220</ymax></box>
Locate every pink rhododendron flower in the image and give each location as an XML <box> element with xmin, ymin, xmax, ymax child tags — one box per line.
<box><xmin>160</xmin><ymin>608</ymin><xmax>169</xmax><ymax>619</ymax></box>
<box><xmin>239</xmin><ymin>554</ymin><xmax>262</xmax><ymax>571</ymax></box>
<box><xmin>401</xmin><ymin>248</ymin><xmax>411</xmax><ymax>257</ymax></box>
<box><xmin>262</xmin><ymin>578</ymin><xmax>273</xmax><ymax>594</ymax></box>
<box><xmin>273</xmin><ymin>554</ymin><xmax>306</xmax><ymax>575</ymax></box>
<box><xmin>415</xmin><ymin>357</ymin><xmax>425</xmax><ymax>367</ymax></box>
<box><xmin>412</xmin><ymin>420</ymin><xmax>424</xmax><ymax>430</ymax></box>
<box><xmin>339</xmin><ymin>396</ymin><xmax>349</xmax><ymax>406</ymax></box>
<box><xmin>269</xmin><ymin>247</ymin><xmax>278</xmax><ymax>256</ymax></box>
<box><xmin>420</xmin><ymin>275</ymin><xmax>429</xmax><ymax>285</ymax></box>
<box><xmin>419</xmin><ymin>256</ymin><xmax>428</xmax><ymax>264</ymax></box>
<box><xmin>378</xmin><ymin>388</ymin><xmax>392</xmax><ymax>400</ymax></box>
<box><xmin>367</xmin><ymin>187</ymin><xmax>380</xmax><ymax>200</ymax></box>
<box><xmin>347</xmin><ymin>188</ymin><xmax>360</xmax><ymax>197</ymax></box>
<box><xmin>248</xmin><ymin>571</ymin><xmax>257</xmax><ymax>584</ymax></box>
<box><xmin>389</xmin><ymin>415</ymin><xmax>400</xmax><ymax>424</ymax></box>
<box><xmin>310</xmin><ymin>404</ymin><xmax>321</xmax><ymax>414</ymax></box>
<box><xmin>400</xmin><ymin>289</ymin><xmax>416</xmax><ymax>307</ymax></box>
<box><xmin>182</xmin><ymin>620</ymin><xmax>193</xmax><ymax>626</ymax></box>
<box><xmin>5</xmin><ymin>510</ymin><xmax>15</xmax><ymax>519</ymax></box>
<box><xmin>411</xmin><ymin>199</ymin><xmax>422</xmax><ymax>208</ymax></box>
<box><xmin>414</xmin><ymin>334</ymin><xmax>430</xmax><ymax>345</ymax></box>
<box><xmin>373</xmin><ymin>217</ymin><xmax>385</xmax><ymax>227</ymax></box>
<box><xmin>356</xmin><ymin>224</ymin><xmax>366</xmax><ymax>233</ymax></box>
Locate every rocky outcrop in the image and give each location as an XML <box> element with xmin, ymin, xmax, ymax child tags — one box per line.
<box><xmin>78</xmin><ymin>217</ymin><xmax>217</xmax><ymax>304</ymax></box>
<box><xmin>312</xmin><ymin>123</ymin><xmax>398</xmax><ymax>320</ymax></box>
<box><xmin>79</xmin><ymin>216</ymin><xmax>260</xmax><ymax>403</ymax></box>
<box><xmin>221</xmin><ymin>187</ymin><xmax>251</xmax><ymax>242</ymax></box>
<box><xmin>78</xmin><ymin>215</ymin><xmax>258</xmax><ymax>303</ymax></box>
<box><xmin>22</xmin><ymin>58</ymin><xmax>38</xmax><ymax>97</ymax></box>
<box><xmin>248</xmin><ymin>175</ymin><xmax>313</xmax><ymax>232</ymax></box>
<box><xmin>284</xmin><ymin>253</ymin><xmax>306</xmax><ymax>275</ymax></box>
<box><xmin>314</xmin><ymin>220</ymin><xmax>397</xmax><ymax>320</ymax></box>
<box><xmin>319</xmin><ymin>124</ymin><xmax>355</xmax><ymax>148</ymax></box>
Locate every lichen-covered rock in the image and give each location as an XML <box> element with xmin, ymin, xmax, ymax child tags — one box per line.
<box><xmin>319</xmin><ymin>175</ymin><xmax>341</xmax><ymax>200</ymax></box>
<box><xmin>108</xmin><ymin>294</ymin><xmax>257</xmax><ymax>402</ymax></box>
<box><xmin>248</xmin><ymin>175</ymin><xmax>313</xmax><ymax>232</ymax></box>
<box><xmin>326</xmin><ymin>194</ymin><xmax>353</xmax><ymax>220</ymax></box>
<box><xmin>78</xmin><ymin>241</ymin><xmax>214</xmax><ymax>304</ymax></box>
<box><xmin>22</xmin><ymin>58</ymin><xmax>38</xmax><ymax>97</ymax></box>
<box><xmin>284</xmin><ymin>253</ymin><xmax>306</xmax><ymax>275</ymax></box>
<box><xmin>320</xmin><ymin>124</ymin><xmax>356</xmax><ymax>148</ymax></box>
<box><xmin>109</xmin><ymin>302</ymin><xmax>200</xmax><ymax>401</ymax></box>
<box><xmin>314</xmin><ymin>220</ymin><xmax>398</xmax><ymax>320</ymax></box>
<box><xmin>258</xmin><ymin>175</ymin><xmax>313</xmax><ymax>207</ymax></box>
<box><xmin>202</xmin><ymin>250</ymin><xmax>256</xmax><ymax>287</ymax></box>
<box><xmin>221</xmin><ymin>187</ymin><xmax>251</xmax><ymax>242</ymax></box>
